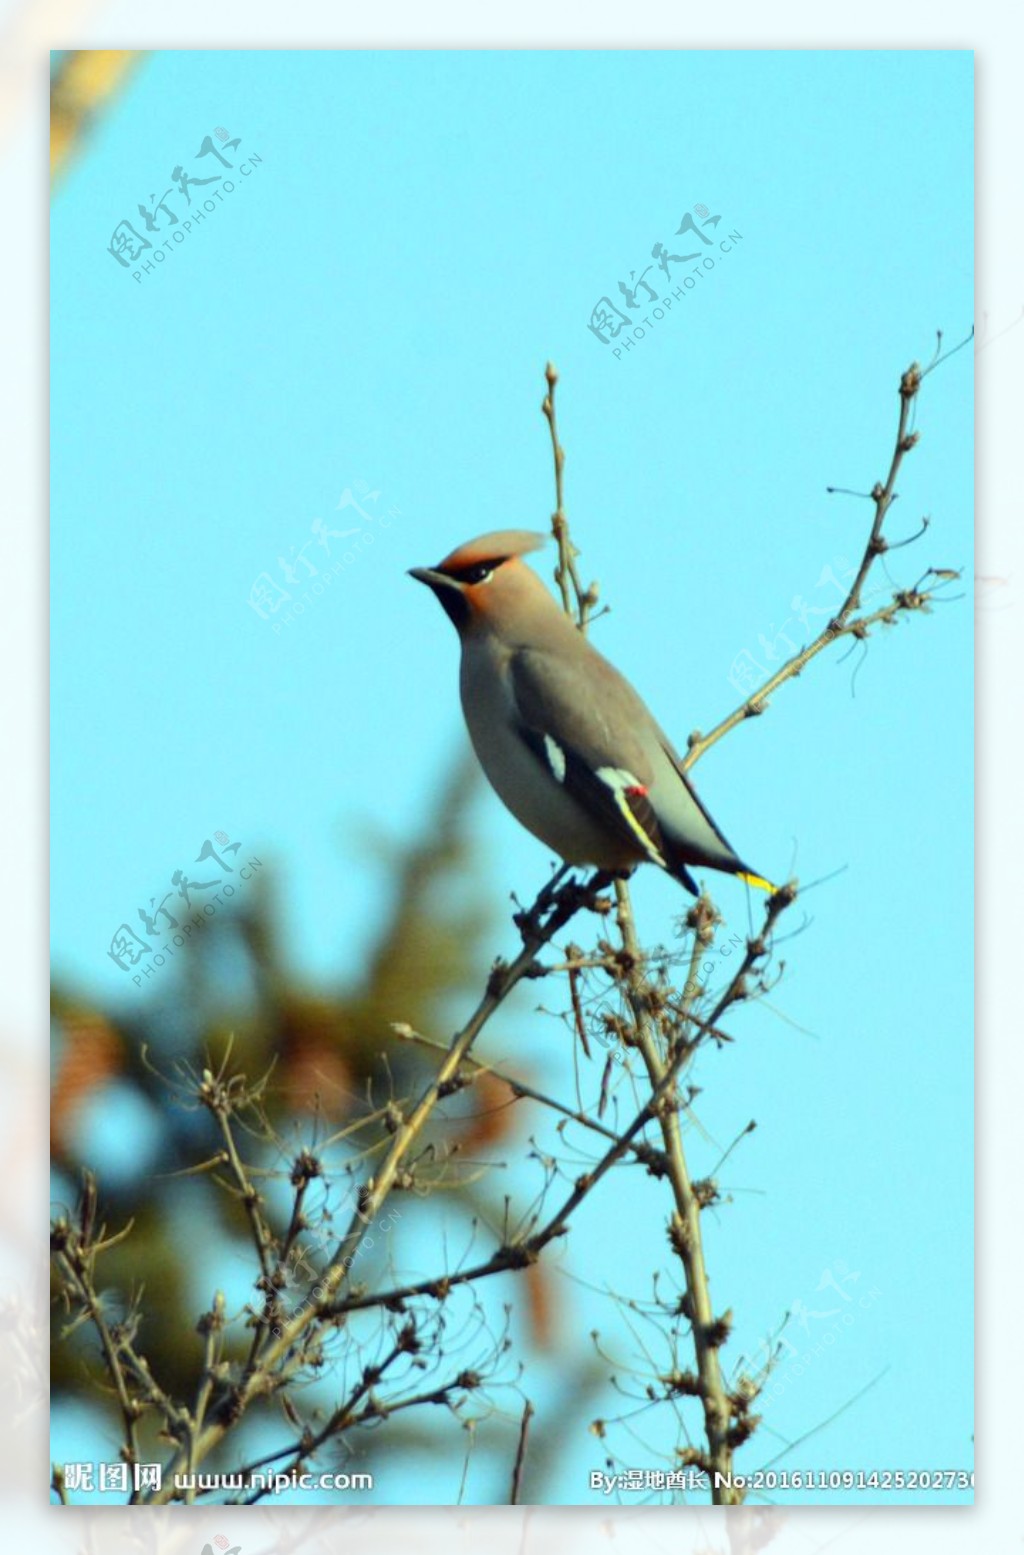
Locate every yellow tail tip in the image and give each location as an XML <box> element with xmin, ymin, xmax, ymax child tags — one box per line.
<box><xmin>737</xmin><ymin>870</ymin><xmax>776</xmax><ymax>893</ymax></box>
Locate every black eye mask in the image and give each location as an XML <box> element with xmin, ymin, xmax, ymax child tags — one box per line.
<box><xmin>437</xmin><ymin>557</ymin><xmax>508</xmax><ymax>586</ymax></box>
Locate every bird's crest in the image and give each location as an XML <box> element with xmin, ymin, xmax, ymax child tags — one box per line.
<box><xmin>436</xmin><ymin>530</ymin><xmax>547</xmax><ymax>573</ymax></box>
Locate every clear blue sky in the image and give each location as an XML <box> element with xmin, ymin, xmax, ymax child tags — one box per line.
<box><xmin>51</xmin><ymin>48</ymin><xmax>973</xmax><ymax>1505</ymax></box>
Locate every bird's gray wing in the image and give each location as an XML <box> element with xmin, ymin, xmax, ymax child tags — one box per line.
<box><xmin>512</xmin><ymin>643</ymin><xmax>769</xmax><ymax>889</ymax></box>
<box><xmin>509</xmin><ymin>645</ymin><xmax>671</xmax><ymax>868</ymax></box>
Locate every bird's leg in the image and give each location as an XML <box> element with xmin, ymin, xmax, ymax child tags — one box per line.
<box><xmin>533</xmin><ymin>862</ymin><xmax>572</xmax><ymax>916</ymax></box>
<box><xmin>546</xmin><ymin>861</ymin><xmax>572</xmax><ymax>895</ymax></box>
<box><xmin>580</xmin><ymin>866</ymin><xmax>632</xmax><ymax>904</ymax></box>
<box><xmin>558</xmin><ymin>868</ymin><xmax>620</xmax><ymax>922</ymax></box>
<box><xmin>514</xmin><ymin>862</ymin><xmax>620</xmax><ymax>946</ymax></box>
<box><xmin>512</xmin><ymin>862</ymin><xmax>571</xmax><ymax>938</ymax></box>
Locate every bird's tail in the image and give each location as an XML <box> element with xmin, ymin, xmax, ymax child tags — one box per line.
<box><xmin>735</xmin><ymin>868</ymin><xmax>776</xmax><ymax>893</ymax></box>
<box><xmin>669</xmin><ymin>858</ymin><xmax>776</xmax><ymax>896</ymax></box>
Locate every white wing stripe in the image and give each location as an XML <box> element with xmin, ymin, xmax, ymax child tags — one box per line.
<box><xmin>543</xmin><ymin>734</ymin><xmax>567</xmax><ymax>784</ymax></box>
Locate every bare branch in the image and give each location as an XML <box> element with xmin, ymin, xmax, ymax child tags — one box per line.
<box><xmin>683</xmin><ymin>361</ymin><xmax>959</xmax><ymax>770</ymax></box>
<box><xmin>509</xmin><ymin>1398</ymin><xmax>535</xmax><ymax>1503</ymax></box>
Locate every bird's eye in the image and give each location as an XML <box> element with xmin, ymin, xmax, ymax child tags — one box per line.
<box><xmin>439</xmin><ymin>558</ymin><xmax>503</xmax><ymax>586</ymax></box>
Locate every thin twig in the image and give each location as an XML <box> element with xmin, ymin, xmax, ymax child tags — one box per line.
<box><xmin>613</xmin><ymin>880</ymin><xmax>741</xmax><ymax>1501</ymax></box>
<box><xmin>143</xmin><ymin>869</ymin><xmax>612</xmax><ymax>1502</ymax></box>
<box><xmin>391</xmin><ymin>1021</ymin><xmax>668</xmax><ymax>1174</ymax></box>
<box><xmin>683</xmin><ymin>362</ymin><xmax>955</xmax><ymax>770</ymax></box>
<box><xmin>543</xmin><ymin>363</ymin><xmax>597</xmax><ymax>629</ymax></box>
<box><xmin>509</xmin><ymin>1399</ymin><xmax>535</xmax><ymax>1503</ymax></box>
<box><xmin>51</xmin><ymin>1174</ymin><xmax>143</xmax><ymax>1475</ymax></box>
<box><xmin>541</xmin><ymin>365</ymin><xmax>798</xmax><ymax>1501</ymax></box>
<box><xmin>329</xmin><ymin>1010</ymin><xmax>726</xmax><ymax>1321</ymax></box>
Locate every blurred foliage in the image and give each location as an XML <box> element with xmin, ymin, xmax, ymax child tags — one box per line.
<box><xmin>50</xmin><ymin>50</ymin><xmax>143</xmax><ymax>182</ymax></box>
<box><xmin>50</xmin><ymin>754</ymin><xmax>609</xmax><ymax>1498</ymax></box>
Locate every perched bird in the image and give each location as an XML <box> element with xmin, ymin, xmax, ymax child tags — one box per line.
<box><xmin>409</xmin><ymin>530</ymin><xmax>773</xmax><ymax>897</ymax></box>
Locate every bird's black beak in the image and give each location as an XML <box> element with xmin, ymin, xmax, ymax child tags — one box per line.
<box><xmin>408</xmin><ymin>565</ymin><xmax>463</xmax><ymax>594</ymax></box>
<box><xmin>407</xmin><ymin>566</ymin><xmax>467</xmax><ymax>629</ymax></box>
